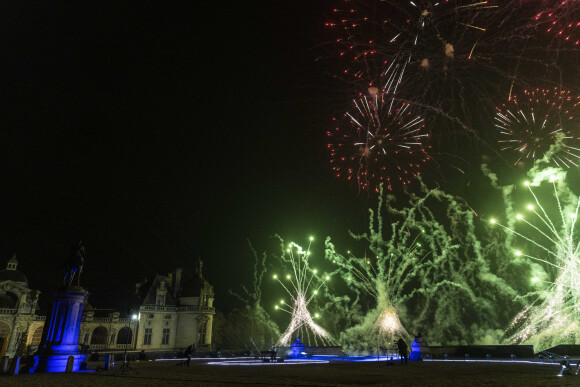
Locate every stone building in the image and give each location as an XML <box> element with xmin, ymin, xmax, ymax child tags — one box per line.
<box><xmin>78</xmin><ymin>308</ymin><xmax>139</xmax><ymax>352</ymax></box>
<box><xmin>134</xmin><ymin>259</ymin><xmax>215</xmax><ymax>352</ymax></box>
<box><xmin>0</xmin><ymin>256</ymin><xmax>45</xmax><ymax>359</ymax></box>
<box><xmin>1</xmin><ymin>255</ymin><xmax>215</xmax><ymax>359</ymax></box>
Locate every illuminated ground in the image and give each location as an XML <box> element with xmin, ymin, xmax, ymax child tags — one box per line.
<box><xmin>0</xmin><ymin>358</ymin><xmax>576</xmax><ymax>386</ymax></box>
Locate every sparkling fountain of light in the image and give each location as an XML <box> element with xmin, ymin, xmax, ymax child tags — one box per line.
<box><xmin>490</xmin><ymin>171</ymin><xmax>580</xmax><ymax>349</ymax></box>
<box><xmin>273</xmin><ymin>237</ymin><xmax>334</xmax><ymax>346</ymax></box>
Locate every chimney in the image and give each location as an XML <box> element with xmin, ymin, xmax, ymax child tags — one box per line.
<box><xmin>174</xmin><ymin>268</ymin><xmax>183</xmax><ymax>298</ymax></box>
<box><xmin>195</xmin><ymin>258</ymin><xmax>203</xmax><ymax>278</ymax></box>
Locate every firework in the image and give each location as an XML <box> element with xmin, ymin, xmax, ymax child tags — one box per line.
<box><xmin>495</xmin><ymin>87</ymin><xmax>580</xmax><ymax>168</ymax></box>
<box><xmin>324</xmin><ymin>2</ymin><xmax>391</xmax><ymax>87</ymax></box>
<box><xmin>328</xmin><ymin>87</ymin><xmax>430</xmax><ymax>192</ymax></box>
<box><xmin>272</xmin><ymin>237</ymin><xmax>334</xmax><ymax>346</ymax></box>
<box><xmin>327</xmin><ymin>0</ymin><xmax>499</xmax><ymax>73</ymax></box>
<box><xmin>324</xmin><ymin>183</ymin><xmax>517</xmax><ymax>349</ymax></box>
<box><xmin>325</xmin><ymin>1</ymin><xmax>508</xmax><ymax>102</ymax></box>
<box><xmin>322</xmin><ymin>0</ymin><xmax>545</xmax><ymax>155</ymax></box>
<box><xmin>323</xmin><ymin>190</ymin><xmax>435</xmax><ymax>346</ymax></box>
<box><xmin>376</xmin><ymin>0</ymin><xmax>499</xmax><ymax>59</ymax></box>
<box><xmin>490</xmin><ymin>169</ymin><xmax>580</xmax><ymax>349</ymax></box>
<box><xmin>531</xmin><ymin>0</ymin><xmax>580</xmax><ymax>45</ymax></box>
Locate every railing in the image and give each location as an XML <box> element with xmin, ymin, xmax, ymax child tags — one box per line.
<box><xmin>177</xmin><ymin>306</ymin><xmax>215</xmax><ymax>312</ymax></box>
<box><xmin>91</xmin><ymin>317</ymin><xmax>112</xmax><ymax>323</ymax></box>
<box><xmin>0</xmin><ymin>310</ymin><xmax>45</xmax><ymax>320</ymax></box>
<box><xmin>84</xmin><ymin>344</ymin><xmax>136</xmax><ymax>351</ymax></box>
<box><xmin>141</xmin><ymin>305</ymin><xmax>177</xmax><ymax>312</ymax></box>
<box><xmin>82</xmin><ymin>316</ymin><xmax>137</xmax><ymax>323</ymax></box>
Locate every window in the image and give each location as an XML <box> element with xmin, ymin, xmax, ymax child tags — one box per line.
<box><xmin>164</xmin><ymin>314</ymin><xmax>172</xmax><ymax>319</ymax></box>
<box><xmin>162</xmin><ymin>328</ymin><xmax>170</xmax><ymax>345</ymax></box>
<box><xmin>148</xmin><ymin>314</ymin><xmax>154</xmax><ymax>319</ymax></box>
<box><xmin>117</xmin><ymin>327</ymin><xmax>133</xmax><ymax>345</ymax></box>
<box><xmin>90</xmin><ymin>327</ymin><xmax>108</xmax><ymax>345</ymax></box>
<box><xmin>156</xmin><ymin>294</ymin><xmax>165</xmax><ymax>306</ymax></box>
<box><xmin>143</xmin><ymin>328</ymin><xmax>152</xmax><ymax>345</ymax></box>
<box><xmin>197</xmin><ymin>323</ymin><xmax>206</xmax><ymax>345</ymax></box>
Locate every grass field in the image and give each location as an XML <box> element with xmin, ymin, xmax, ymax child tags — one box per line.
<box><xmin>0</xmin><ymin>358</ymin><xmax>576</xmax><ymax>386</ymax></box>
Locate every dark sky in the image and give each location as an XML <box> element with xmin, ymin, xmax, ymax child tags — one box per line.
<box><xmin>5</xmin><ymin>1</ymin><xmax>579</xmax><ymax>318</ymax></box>
<box><xmin>0</xmin><ymin>1</ymin><xmax>372</xmax><ymax>313</ymax></box>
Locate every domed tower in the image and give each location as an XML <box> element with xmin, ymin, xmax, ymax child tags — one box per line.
<box><xmin>0</xmin><ymin>255</ymin><xmax>43</xmax><ymax>360</ymax></box>
<box><xmin>174</xmin><ymin>258</ymin><xmax>215</xmax><ymax>349</ymax></box>
<box><xmin>0</xmin><ymin>255</ymin><xmax>28</xmax><ymax>287</ymax></box>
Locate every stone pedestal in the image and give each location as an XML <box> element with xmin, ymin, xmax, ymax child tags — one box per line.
<box><xmin>35</xmin><ymin>286</ymin><xmax>89</xmax><ymax>373</ymax></box>
<box><xmin>290</xmin><ymin>338</ymin><xmax>306</xmax><ymax>358</ymax></box>
<box><xmin>409</xmin><ymin>337</ymin><xmax>430</xmax><ymax>361</ymax></box>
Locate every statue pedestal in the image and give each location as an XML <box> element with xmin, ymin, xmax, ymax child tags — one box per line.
<box><xmin>290</xmin><ymin>339</ymin><xmax>306</xmax><ymax>358</ymax></box>
<box><xmin>409</xmin><ymin>337</ymin><xmax>430</xmax><ymax>361</ymax></box>
<box><xmin>35</xmin><ymin>287</ymin><xmax>89</xmax><ymax>373</ymax></box>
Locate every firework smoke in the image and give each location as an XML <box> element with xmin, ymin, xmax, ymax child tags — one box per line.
<box><xmin>324</xmin><ymin>182</ymin><xmax>518</xmax><ymax>351</ymax></box>
<box><xmin>488</xmin><ymin>167</ymin><xmax>580</xmax><ymax>350</ymax></box>
<box><xmin>229</xmin><ymin>240</ymin><xmax>280</xmax><ymax>350</ymax></box>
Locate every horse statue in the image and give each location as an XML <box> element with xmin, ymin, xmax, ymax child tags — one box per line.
<box><xmin>63</xmin><ymin>240</ymin><xmax>85</xmax><ymax>287</ymax></box>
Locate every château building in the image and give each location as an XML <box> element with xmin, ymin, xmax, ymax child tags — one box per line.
<box><xmin>0</xmin><ymin>256</ymin><xmax>215</xmax><ymax>360</ymax></box>
<box><xmin>133</xmin><ymin>259</ymin><xmax>215</xmax><ymax>351</ymax></box>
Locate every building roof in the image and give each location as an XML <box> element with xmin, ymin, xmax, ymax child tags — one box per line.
<box><xmin>0</xmin><ymin>269</ymin><xmax>28</xmax><ymax>284</ymax></box>
<box><xmin>0</xmin><ymin>255</ymin><xmax>28</xmax><ymax>284</ymax></box>
<box><xmin>135</xmin><ymin>262</ymin><xmax>214</xmax><ymax>306</ymax></box>
<box><xmin>140</xmin><ymin>274</ymin><xmax>177</xmax><ymax>306</ymax></box>
<box><xmin>180</xmin><ymin>275</ymin><xmax>213</xmax><ymax>297</ymax></box>
<box><xmin>179</xmin><ymin>258</ymin><xmax>214</xmax><ymax>298</ymax></box>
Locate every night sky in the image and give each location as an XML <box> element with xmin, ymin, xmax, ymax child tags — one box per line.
<box><xmin>4</xmin><ymin>1</ymin><xmax>579</xmax><ymax>320</ymax></box>
<box><xmin>0</xmin><ymin>1</ymin><xmax>373</xmax><ymax>313</ymax></box>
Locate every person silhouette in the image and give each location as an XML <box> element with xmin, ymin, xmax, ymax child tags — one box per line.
<box><xmin>396</xmin><ymin>338</ymin><xmax>408</xmax><ymax>365</ymax></box>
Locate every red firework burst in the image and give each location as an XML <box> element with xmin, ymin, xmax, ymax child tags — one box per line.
<box><xmin>533</xmin><ymin>1</ymin><xmax>580</xmax><ymax>45</ymax></box>
<box><xmin>328</xmin><ymin>87</ymin><xmax>431</xmax><ymax>192</ymax></box>
<box><xmin>325</xmin><ymin>0</ymin><xmax>500</xmax><ymax>82</ymax></box>
<box><xmin>495</xmin><ymin>87</ymin><xmax>580</xmax><ymax>168</ymax></box>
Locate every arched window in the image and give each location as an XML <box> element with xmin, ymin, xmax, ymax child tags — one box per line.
<box><xmin>90</xmin><ymin>327</ymin><xmax>108</xmax><ymax>345</ymax></box>
<box><xmin>116</xmin><ymin>327</ymin><xmax>133</xmax><ymax>345</ymax></box>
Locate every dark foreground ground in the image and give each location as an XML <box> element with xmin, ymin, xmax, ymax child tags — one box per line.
<box><xmin>0</xmin><ymin>359</ymin><xmax>576</xmax><ymax>386</ymax></box>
